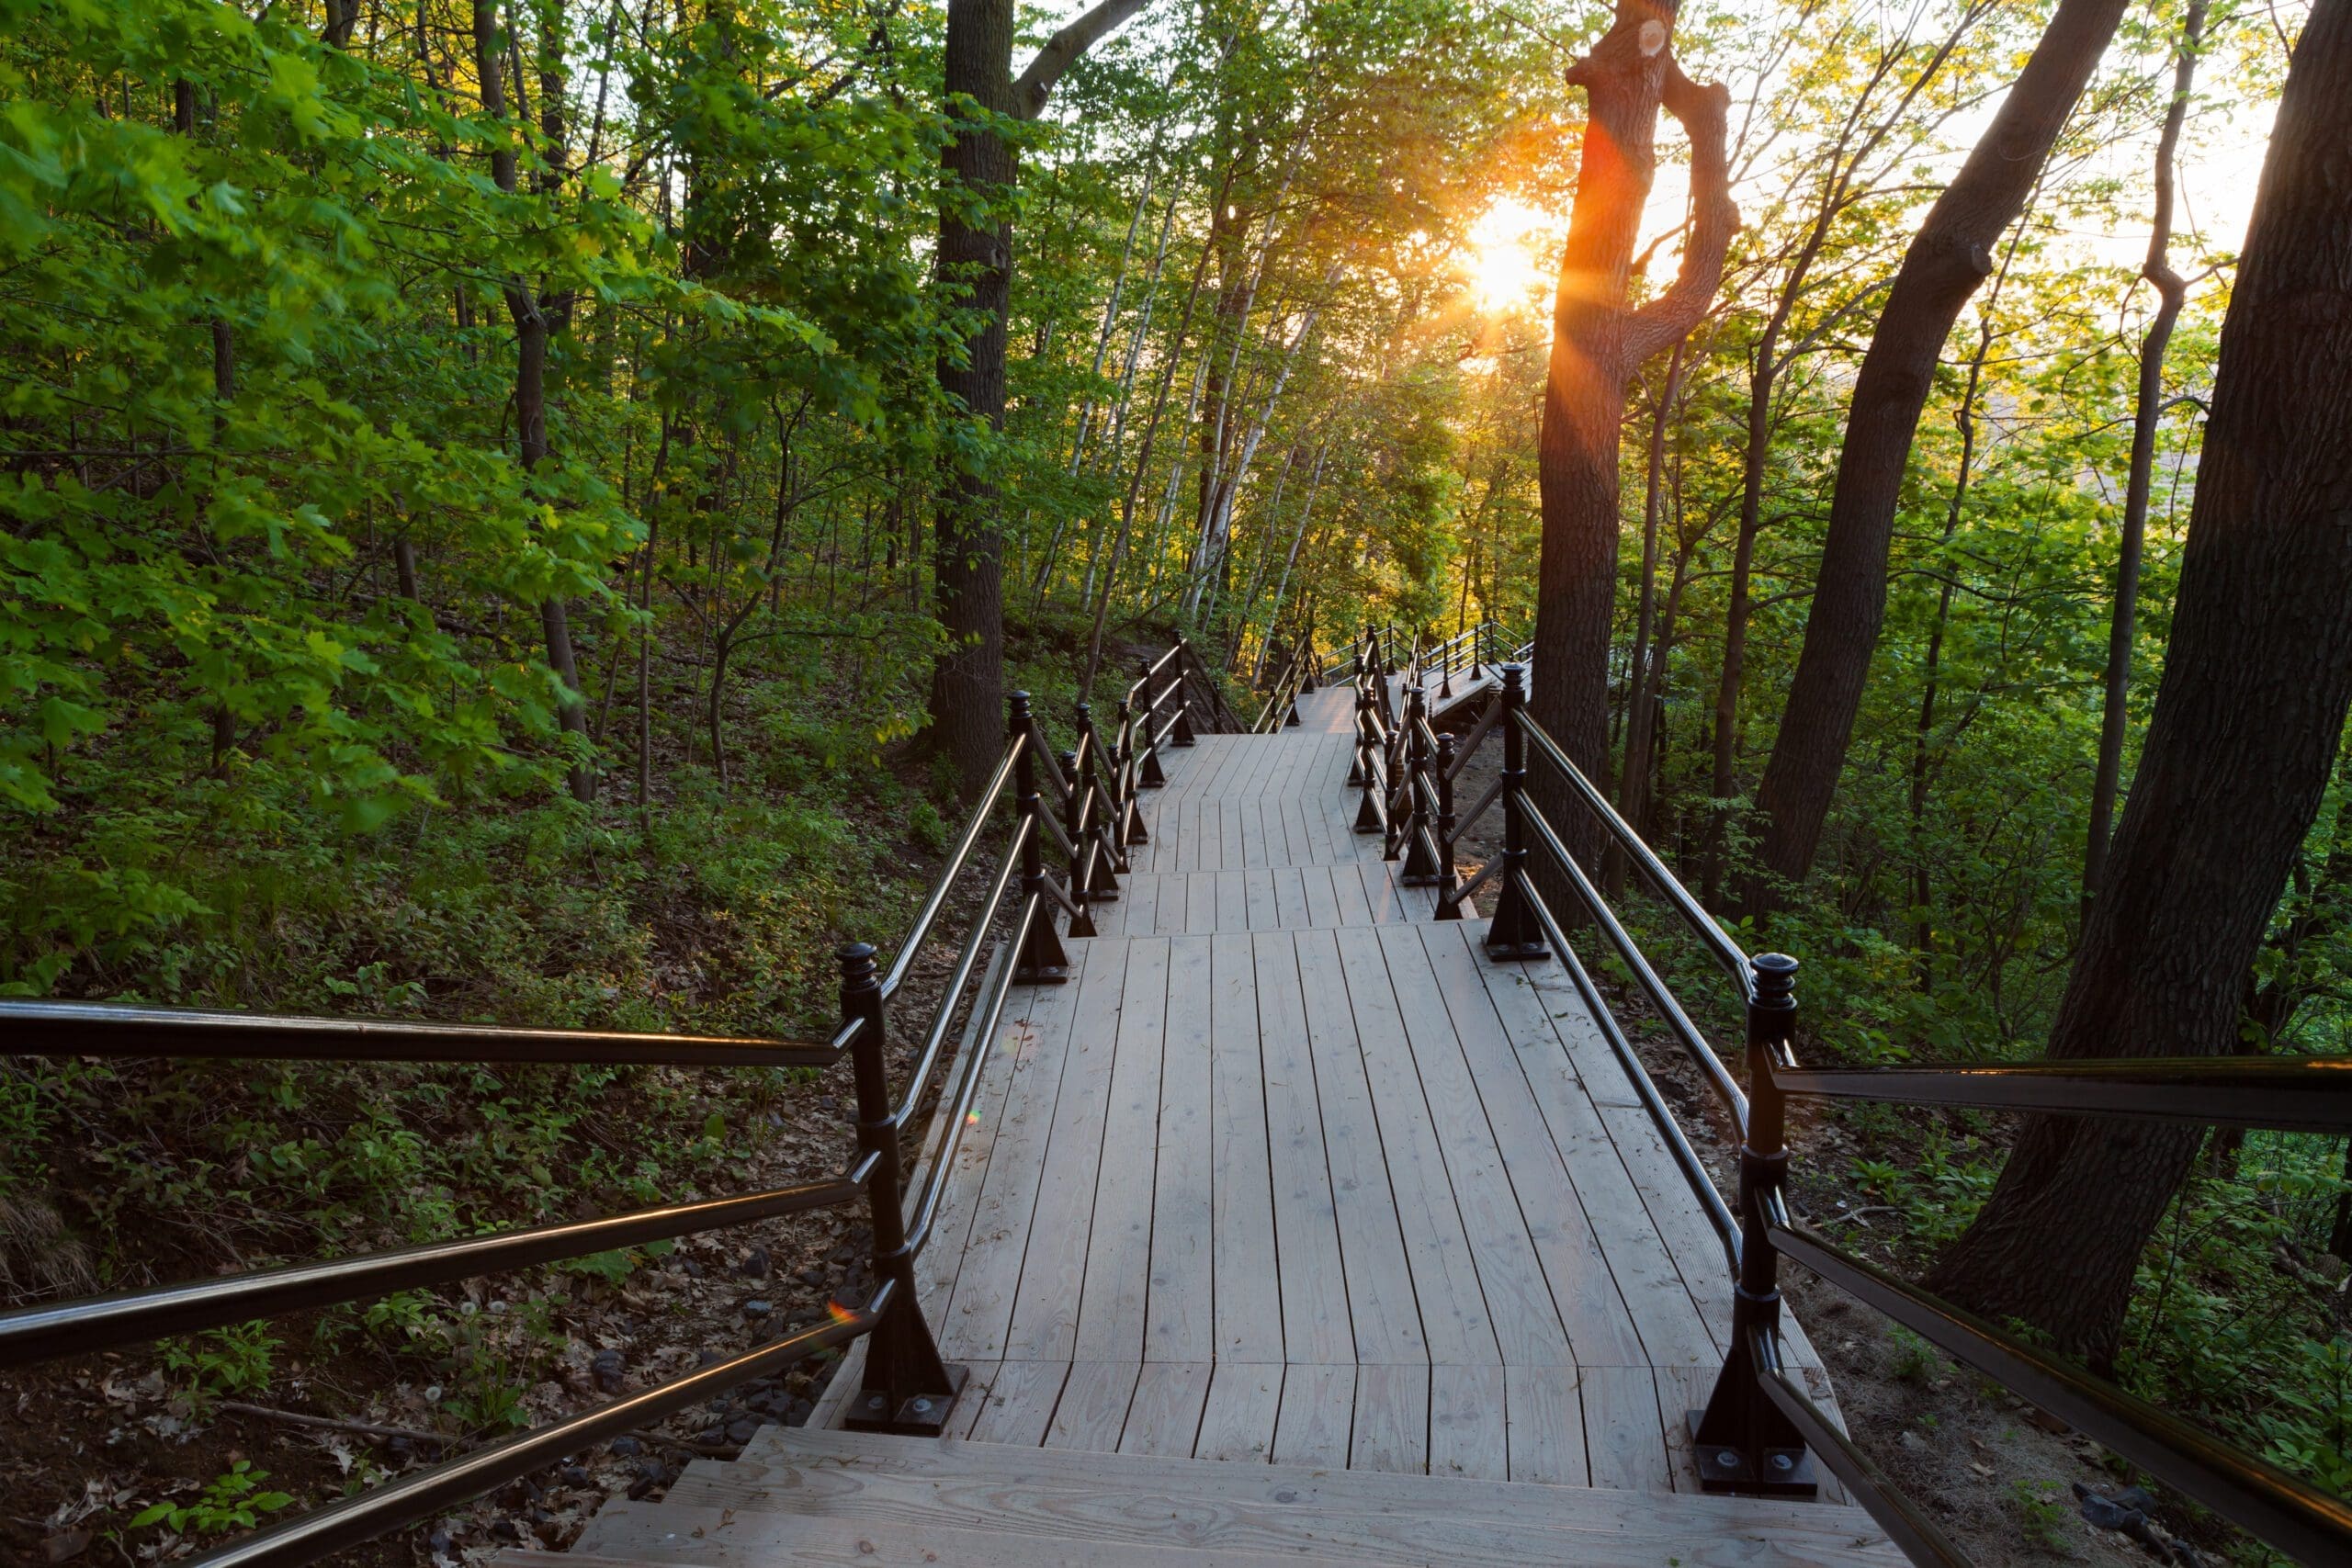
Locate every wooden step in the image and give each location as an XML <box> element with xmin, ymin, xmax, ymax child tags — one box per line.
<box><xmin>619</xmin><ymin>1424</ymin><xmax>1901</xmax><ymax>1566</ymax></box>
<box><xmin>540</xmin><ymin>1512</ymin><xmax>1370</xmax><ymax>1566</ymax></box>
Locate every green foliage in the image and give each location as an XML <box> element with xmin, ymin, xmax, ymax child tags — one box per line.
<box><xmin>129</xmin><ymin>1461</ymin><xmax>295</xmax><ymax>1538</ymax></box>
<box><xmin>160</xmin><ymin>1320</ymin><xmax>279</xmax><ymax>1409</ymax></box>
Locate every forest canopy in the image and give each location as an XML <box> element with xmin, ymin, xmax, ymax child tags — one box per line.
<box><xmin>3</xmin><ymin>0</ymin><xmax>2348</xmax><ymax>1557</ymax></box>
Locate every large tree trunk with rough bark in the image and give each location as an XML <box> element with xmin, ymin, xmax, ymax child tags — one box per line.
<box><xmin>930</xmin><ymin>0</ymin><xmax>1153</xmax><ymax>794</ymax></box>
<box><xmin>2082</xmin><ymin>0</ymin><xmax>2208</xmax><ymax>912</ymax></box>
<box><xmin>1925</xmin><ymin>0</ymin><xmax>2352</xmax><ymax>1366</ymax></box>
<box><xmin>1531</xmin><ymin>0</ymin><xmax>1733</xmax><ymax>866</ymax></box>
<box><xmin>1748</xmin><ymin>0</ymin><xmax>2131</xmax><ymax>894</ymax></box>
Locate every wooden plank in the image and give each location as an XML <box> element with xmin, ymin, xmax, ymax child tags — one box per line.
<box><xmin>1046</xmin><ymin>1359</ymin><xmax>1141</xmax><ymax>1450</ymax></box>
<box><xmin>1582</xmin><ymin>1362</ymin><xmax>1673</xmax><ymax>1492</ymax></box>
<box><xmin>1330</xmin><ymin>925</ymin><xmax>1501</xmax><ymax>1366</ymax></box>
<box><xmin>1504</xmin><ymin>1363</ymin><xmax>1587</xmax><ymax>1485</ymax></box>
<box><xmin>1355</xmin><ymin>862</ymin><xmax>1408</xmax><ymax>923</ymax></box>
<box><xmin>710</xmin><ymin>1427</ymin><xmax>1907</xmax><ymax>1567</ymax></box>
<box><xmin>1453</xmin><ymin>925</ymin><xmax>1720</xmax><ymax>1368</ymax></box>
<box><xmin>1001</xmin><ymin>943</ymin><xmax>1131</xmax><ymax>1361</ymax></box>
<box><xmin>1193</xmin><ymin>1363</ymin><xmax>1283</xmax><ymax>1461</ymax></box>
<box><xmin>1210</xmin><ymin>933</ymin><xmax>1283</xmax><ymax>1361</ymax></box>
<box><xmin>1220</xmin><ymin>790</ymin><xmax>1246</xmax><ymax>868</ymax></box>
<box><xmin>1653</xmin><ymin>1365</ymin><xmax>1710</xmax><ymax>1493</ymax></box>
<box><xmin>1154</xmin><ymin>868</ymin><xmax>1191</xmax><ymax>934</ymax></box>
<box><xmin>1293</xmin><ymin>927</ymin><xmax>1426</xmax><ymax>1364</ymax></box>
<box><xmin>1272</xmin><ymin>865</ymin><xmax>1313</xmax><ymax>928</ymax></box>
<box><xmin>1429</xmin><ymin>1363</ymin><xmax>1509</xmax><ymax>1481</ymax></box>
<box><xmin>1243</xmin><ymin>866</ymin><xmax>1280</xmax><ymax>931</ymax></box>
<box><xmin>1186</xmin><ymin>870</ymin><xmax>1220</xmax><ymax>933</ymax></box>
<box><xmin>561</xmin><ymin>1507</ymin><xmax>1368</xmax><ymax>1568</ymax></box>
<box><xmin>1120</xmin><ymin>1361</ymin><xmax>1214</xmax><ymax>1457</ymax></box>
<box><xmin>1215</xmin><ymin>868</ymin><xmax>1250</xmax><ymax>932</ymax></box>
<box><xmin>1350</xmin><ymin>1365</ymin><xmax>1430</xmax><ymax>1475</ymax></box>
<box><xmin>1410</xmin><ymin>928</ymin><xmax>1649</xmax><ymax>1370</ymax></box>
<box><xmin>1197</xmin><ymin>801</ymin><xmax>1222</xmax><ymax>873</ymax></box>
<box><xmin>1326</xmin><ymin>859</ymin><xmax>1374</xmax><ymax>927</ymax></box>
<box><xmin>1148</xmin><ymin>935</ymin><xmax>1215</xmax><ymax>1361</ymax></box>
<box><xmin>965</xmin><ymin>1358</ymin><xmax>1070</xmax><ymax>1445</ymax></box>
<box><xmin>1236</xmin><ymin>796</ymin><xmax>1267</xmax><ymax>869</ymax></box>
<box><xmin>1272</xmin><ymin>1362</ymin><xmax>1355</xmax><ymax>1469</ymax></box>
<box><xmin>1121</xmin><ymin>873</ymin><xmax>1160</xmax><ymax>938</ymax></box>
<box><xmin>1255</xmin><ymin>931</ymin><xmax>1356</xmax><ymax>1364</ymax></box>
<box><xmin>937</xmin><ymin>944</ymin><xmax>1107</xmax><ymax>1359</ymax></box>
<box><xmin>1300</xmin><ymin>863</ymin><xmax>1342</xmax><ymax>927</ymax></box>
<box><xmin>1365</xmin><ymin>925</ymin><xmax>1572</xmax><ymax>1366</ymax></box>
<box><xmin>1075</xmin><ymin>939</ymin><xmax>1168</xmax><ymax>1361</ymax></box>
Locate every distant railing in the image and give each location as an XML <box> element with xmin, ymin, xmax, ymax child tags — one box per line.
<box><xmin>1396</xmin><ymin>660</ymin><xmax>2352</xmax><ymax>1567</ymax></box>
<box><xmin>0</xmin><ymin>639</ymin><xmax>1216</xmax><ymax>1568</ymax></box>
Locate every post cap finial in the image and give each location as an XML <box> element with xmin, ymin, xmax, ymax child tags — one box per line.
<box><xmin>836</xmin><ymin>942</ymin><xmax>879</xmax><ymax>986</ymax></box>
<box><xmin>1501</xmin><ymin>662</ymin><xmax>1525</xmax><ymax>693</ymax></box>
<box><xmin>1075</xmin><ymin>699</ymin><xmax>1091</xmax><ymax>721</ymax></box>
<box><xmin>1008</xmin><ymin>689</ymin><xmax>1033</xmax><ymax>720</ymax></box>
<box><xmin>1751</xmin><ymin>952</ymin><xmax>1798</xmax><ymax>1004</ymax></box>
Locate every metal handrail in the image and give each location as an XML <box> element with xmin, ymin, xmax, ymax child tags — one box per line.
<box><xmin>180</xmin><ymin>1296</ymin><xmax>881</xmax><ymax>1568</ymax></box>
<box><xmin>0</xmin><ymin>1173</ymin><xmax>865</xmax><ymax>1369</ymax></box>
<box><xmin>880</xmin><ymin>732</ymin><xmax>1026</xmax><ymax>1000</ymax></box>
<box><xmin>890</xmin><ymin>814</ymin><xmax>1034</xmax><ymax>1130</ymax></box>
<box><xmin>1767</xmin><ymin>1201</ymin><xmax>2352</xmax><ymax>1564</ymax></box>
<box><xmin>1510</xmin><ymin>706</ymin><xmax>1752</xmax><ymax>993</ymax></box>
<box><xmin>1770</xmin><ymin>1055</ymin><xmax>2352</xmax><ymax>1132</ymax></box>
<box><xmin>904</xmin><ymin>895</ymin><xmax>1040</xmax><ymax>1254</ymax></box>
<box><xmin>0</xmin><ymin>1000</ymin><xmax>846</xmax><ymax>1068</ymax></box>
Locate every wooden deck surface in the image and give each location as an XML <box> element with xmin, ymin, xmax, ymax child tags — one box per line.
<box><xmin>813</xmin><ymin>684</ymin><xmax>1846</xmax><ymax>1495</ymax></box>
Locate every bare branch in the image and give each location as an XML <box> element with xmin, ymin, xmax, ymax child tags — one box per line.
<box><xmin>1012</xmin><ymin>0</ymin><xmax>1153</xmax><ymax>119</ymax></box>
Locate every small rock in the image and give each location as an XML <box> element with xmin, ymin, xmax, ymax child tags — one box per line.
<box><xmin>727</xmin><ymin>1418</ymin><xmax>758</xmax><ymax>1445</ymax></box>
<box><xmin>558</xmin><ymin>1464</ymin><xmax>592</xmax><ymax>1487</ymax></box>
<box><xmin>425</xmin><ymin>1527</ymin><xmax>456</xmax><ymax>1558</ymax></box>
<box><xmin>786</xmin><ymin>1397</ymin><xmax>814</xmax><ymax>1425</ymax></box>
<box><xmin>40</xmin><ymin>1529</ymin><xmax>90</xmax><ymax>1564</ymax></box>
<box><xmin>626</xmin><ymin>1474</ymin><xmax>662</xmax><ymax>1501</ymax></box>
<box><xmin>681</xmin><ymin>1258</ymin><xmax>706</xmax><ymax>1279</ymax></box>
<box><xmin>695</xmin><ymin>1348</ymin><xmax>726</xmax><ymax>1368</ymax></box>
<box><xmin>743</xmin><ymin>1298</ymin><xmax>774</xmax><ymax>1317</ymax></box>
<box><xmin>2072</xmin><ymin>1481</ymin><xmax>2146</xmax><ymax>1532</ymax></box>
<box><xmin>796</xmin><ymin>1266</ymin><xmax>827</xmax><ymax>1287</ymax></box>
<box><xmin>489</xmin><ymin>1518</ymin><xmax>524</xmax><ymax>1545</ymax></box>
<box><xmin>1898</xmin><ymin>1429</ymin><xmax>1928</xmax><ymax>1452</ymax></box>
<box><xmin>736</xmin><ymin>1247</ymin><xmax>771</xmax><ymax>1279</ymax></box>
<box><xmin>592</xmin><ymin>1348</ymin><xmax>628</xmax><ymax>1394</ymax></box>
<box><xmin>609</xmin><ymin>1435</ymin><xmax>643</xmax><ymax>1458</ymax></box>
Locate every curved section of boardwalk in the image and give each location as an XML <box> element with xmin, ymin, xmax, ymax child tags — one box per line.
<box><xmin>812</xmin><ymin>684</ymin><xmax>1849</xmax><ymax>1495</ymax></box>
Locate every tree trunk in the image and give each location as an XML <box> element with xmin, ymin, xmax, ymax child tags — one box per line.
<box><xmin>2083</xmin><ymin>0</ymin><xmax>2208</xmax><ymax>914</ymax></box>
<box><xmin>1618</xmin><ymin>334</ymin><xmax>1689</xmax><ymax>852</ymax></box>
<box><xmin>932</xmin><ymin>0</ymin><xmax>1153</xmax><ymax>792</ymax></box>
<box><xmin>1532</xmin><ymin>0</ymin><xmax>1734</xmax><ymax>870</ymax></box>
<box><xmin>1925</xmin><ymin>0</ymin><xmax>2352</xmax><ymax>1365</ymax></box>
<box><xmin>1750</xmin><ymin>0</ymin><xmax>2131</xmax><ymax>894</ymax></box>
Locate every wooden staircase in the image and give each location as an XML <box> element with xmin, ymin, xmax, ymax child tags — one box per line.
<box><xmin>510</xmin><ymin>1425</ymin><xmax>1906</xmax><ymax>1566</ymax></box>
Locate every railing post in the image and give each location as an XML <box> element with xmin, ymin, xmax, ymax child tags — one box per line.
<box><xmin>1010</xmin><ymin>693</ymin><xmax>1072</xmax><ymax>984</ymax></box>
<box><xmin>1170</xmin><ymin>641</ymin><xmax>1198</xmax><ymax>747</ymax></box>
<box><xmin>1354</xmin><ymin>671</ymin><xmax>1385</xmax><ymax>835</ymax></box>
<box><xmin>1433</xmin><ymin>732</ymin><xmax>1463</xmax><ymax>918</ymax></box>
<box><xmin>1484</xmin><ymin>663</ymin><xmax>1548</xmax><ymax>959</ymax></box>
<box><xmin>1060</xmin><ymin>749</ymin><xmax>1098</xmax><ymax>938</ymax></box>
<box><xmin>1347</xmin><ymin>667</ymin><xmax>1370</xmax><ymax>787</ymax></box>
<box><xmin>1112</xmin><ymin>696</ymin><xmax>1151</xmax><ymax>840</ymax></box>
<box><xmin>838</xmin><ymin>942</ymin><xmax>967</xmax><ymax>1435</ymax></box>
<box><xmin>1690</xmin><ymin>952</ymin><xmax>1816</xmax><ymax>1495</ymax></box>
<box><xmin>1136</xmin><ymin>662</ymin><xmax>1168</xmax><ymax>788</ymax></box>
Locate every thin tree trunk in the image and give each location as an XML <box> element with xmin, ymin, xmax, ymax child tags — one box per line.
<box><xmin>1618</xmin><ymin>334</ymin><xmax>1690</xmax><ymax>851</ymax></box>
<box><xmin>1751</xmin><ymin>0</ymin><xmax>2132</xmax><ymax>893</ymax></box>
<box><xmin>2083</xmin><ymin>0</ymin><xmax>2209</xmax><ymax>914</ymax></box>
<box><xmin>1925</xmin><ymin>0</ymin><xmax>2352</xmax><ymax>1363</ymax></box>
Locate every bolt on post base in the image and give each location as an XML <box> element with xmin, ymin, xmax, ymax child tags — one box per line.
<box><xmin>1686</xmin><ymin>1410</ymin><xmax>1818</xmax><ymax>1497</ymax></box>
<box><xmin>845</xmin><ymin>1362</ymin><xmax>971</xmax><ymax>1437</ymax></box>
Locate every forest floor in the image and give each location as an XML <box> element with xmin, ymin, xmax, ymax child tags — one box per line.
<box><xmin>0</xmin><ymin>628</ymin><xmax>1161</xmax><ymax>1568</ymax></box>
<box><xmin>1446</xmin><ymin>739</ymin><xmax>2236</xmax><ymax>1568</ymax></box>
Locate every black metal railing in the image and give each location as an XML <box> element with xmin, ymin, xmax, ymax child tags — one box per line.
<box><xmin>1406</xmin><ymin>660</ymin><xmax>2352</xmax><ymax>1567</ymax></box>
<box><xmin>0</xmin><ymin>643</ymin><xmax>1219</xmax><ymax>1568</ymax></box>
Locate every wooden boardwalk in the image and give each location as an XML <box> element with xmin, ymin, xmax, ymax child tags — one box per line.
<box><xmin>811</xmin><ymin>683</ymin><xmax>1845</xmax><ymax>1495</ymax></box>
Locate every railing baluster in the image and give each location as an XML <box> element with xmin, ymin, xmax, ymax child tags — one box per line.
<box><xmin>1010</xmin><ymin>692</ymin><xmax>1073</xmax><ymax>983</ymax></box>
<box><xmin>1484</xmin><ymin>664</ymin><xmax>1547</xmax><ymax>959</ymax></box>
<box><xmin>1688</xmin><ymin>953</ymin><xmax>1815</xmax><ymax>1495</ymax></box>
<box><xmin>838</xmin><ymin>943</ymin><xmax>967</xmax><ymax>1435</ymax></box>
<box><xmin>1433</xmin><ymin>732</ymin><xmax>1461</xmax><ymax>917</ymax></box>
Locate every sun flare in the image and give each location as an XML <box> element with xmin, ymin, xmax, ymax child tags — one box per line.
<box><xmin>1463</xmin><ymin>197</ymin><xmax>1553</xmax><ymax>312</ymax></box>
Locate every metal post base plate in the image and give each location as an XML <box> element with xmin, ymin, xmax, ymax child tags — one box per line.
<box><xmin>846</xmin><ymin>1363</ymin><xmax>971</xmax><ymax>1437</ymax></box>
<box><xmin>1687</xmin><ymin>1410</ymin><xmax>1818</xmax><ymax>1496</ymax></box>
<box><xmin>1483</xmin><ymin>938</ymin><xmax>1549</xmax><ymax>962</ymax></box>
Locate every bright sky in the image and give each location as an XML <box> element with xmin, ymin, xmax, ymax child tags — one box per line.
<box><xmin>1455</xmin><ymin>42</ymin><xmax>2287</xmax><ymax>321</ymax></box>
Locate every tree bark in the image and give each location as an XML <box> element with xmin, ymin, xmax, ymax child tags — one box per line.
<box><xmin>931</xmin><ymin>0</ymin><xmax>1153</xmax><ymax>793</ymax></box>
<box><xmin>1925</xmin><ymin>0</ymin><xmax>2352</xmax><ymax>1365</ymax></box>
<box><xmin>1532</xmin><ymin>0</ymin><xmax>1734</xmax><ymax>868</ymax></box>
<box><xmin>1750</xmin><ymin>0</ymin><xmax>2132</xmax><ymax>894</ymax></box>
<box><xmin>2083</xmin><ymin>0</ymin><xmax>2209</xmax><ymax>914</ymax></box>
<box><xmin>1618</xmin><ymin>333</ymin><xmax>1689</xmax><ymax>851</ymax></box>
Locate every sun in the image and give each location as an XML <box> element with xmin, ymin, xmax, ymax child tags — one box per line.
<box><xmin>1463</xmin><ymin>197</ymin><xmax>1553</xmax><ymax>312</ymax></box>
